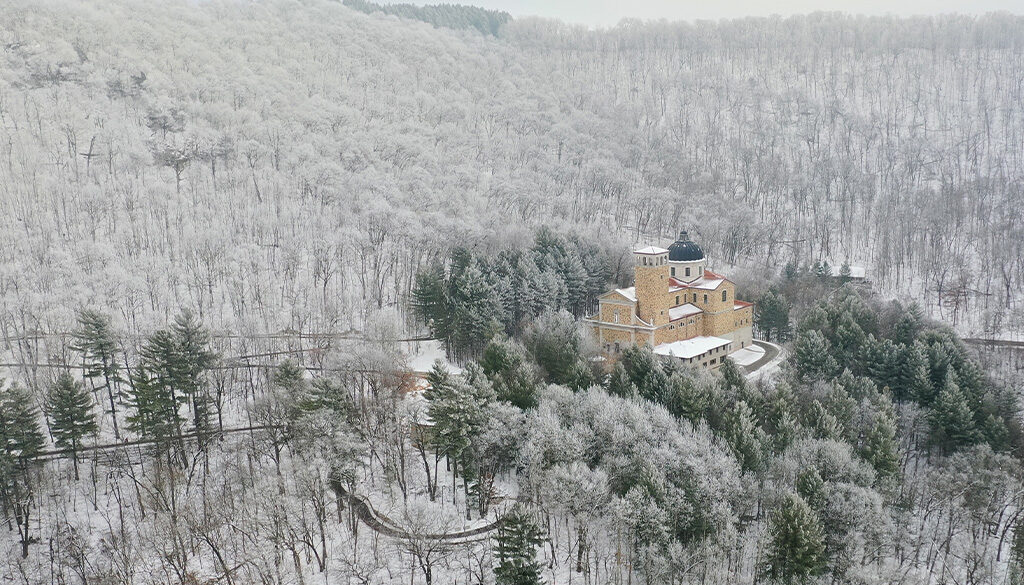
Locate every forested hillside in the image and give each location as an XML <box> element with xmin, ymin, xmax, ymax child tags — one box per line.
<box><xmin>1</xmin><ymin>0</ymin><xmax>1023</xmax><ymax>347</ymax></box>
<box><xmin>2</xmin><ymin>2</ymin><xmax>1024</xmax><ymax>584</ymax></box>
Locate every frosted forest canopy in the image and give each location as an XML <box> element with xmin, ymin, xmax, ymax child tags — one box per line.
<box><xmin>3</xmin><ymin>3</ymin><xmax>1024</xmax><ymax>585</ymax></box>
<box><xmin>1</xmin><ymin>0</ymin><xmax>1023</xmax><ymax>340</ymax></box>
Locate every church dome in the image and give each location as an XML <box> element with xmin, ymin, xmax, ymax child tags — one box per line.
<box><xmin>668</xmin><ymin>230</ymin><xmax>704</xmax><ymax>262</ymax></box>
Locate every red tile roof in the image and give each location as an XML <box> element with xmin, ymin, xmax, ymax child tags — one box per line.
<box><xmin>703</xmin><ymin>269</ymin><xmax>726</xmax><ymax>280</ymax></box>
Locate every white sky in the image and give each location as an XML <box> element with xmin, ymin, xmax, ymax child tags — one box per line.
<box><xmin>411</xmin><ymin>0</ymin><xmax>1024</xmax><ymax>28</ymax></box>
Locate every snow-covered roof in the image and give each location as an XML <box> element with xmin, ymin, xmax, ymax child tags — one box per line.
<box><xmin>654</xmin><ymin>336</ymin><xmax>732</xmax><ymax>359</ymax></box>
<box><xmin>669</xmin><ymin>303</ymin><xmax>702</xmax><ymax>321</ymax></box>
<box><xmin>634</xmin><ymin>245</ymin><xmax>669</xmax><ymax>255</ymax></box>
<box><xmin>614</xmin><ymin>287</ymin><xmax>637</xmax><ymax>302</ymax></box>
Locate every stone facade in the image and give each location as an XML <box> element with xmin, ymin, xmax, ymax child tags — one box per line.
<box><xmin>585</xmin><ymin>236</ymin><xmax>756</xmax><ymax>369</ymax></box>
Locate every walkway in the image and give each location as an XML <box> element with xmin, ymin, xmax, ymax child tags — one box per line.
<box><xmin>329</xmin><ymin>473</ymin><xmax>505</xmax><ymax>544</ymax></box>
<box><xmin>740</xmin><ymin>340</ymin><xmax>782</xmax><ymax>377</ymax></box>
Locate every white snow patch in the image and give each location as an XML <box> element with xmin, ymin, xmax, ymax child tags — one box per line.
<box><xmin>729</xmin><ymin>344</ymin><xmax>765</xmax><ymax>367</ymax></box>
<box><xmin>402</xmin><ymin>339</ymin><xmax>462</xmax><ymax>375</ymax></box>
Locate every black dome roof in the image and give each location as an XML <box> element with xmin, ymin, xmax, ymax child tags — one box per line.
<box><xmin>668</xmin><ymin>230</ymin><xmax>704</xmax><ymax>262</ymax></box>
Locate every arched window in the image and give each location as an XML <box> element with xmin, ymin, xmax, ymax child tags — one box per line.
<box><xmin>722</xmin><ymin>290</ymin><xmax>728</xmax><ymax>302</ymax></box>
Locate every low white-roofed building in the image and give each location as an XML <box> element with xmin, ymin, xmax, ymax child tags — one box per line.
<box><xmin>654</xmin><ymin>335</ymin><xmax>734</xmax><ymax>368</ymax></box>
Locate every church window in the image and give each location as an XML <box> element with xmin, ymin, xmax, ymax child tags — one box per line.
<box><xmin>675</xmin><ymin>295</ymin><xmax>680</xmax><ymax>305</ymax></box>
<box><xmin>722</xmin><ymin>290</ymin><xmax>728</xmax><ymax>302</ymax></box>
<box><xmin>703</xmin><ymin>294</ymin><xmax>708</xmax><ymax>304</ymax></box>
<box><xmin>685</xmin><ymin>267</ymin><xmax>691</xmax><ymax>277</ymax></box>
<box><xmin>671</xmin><ymin>267</ymin><xmax>676</xmax><ymax>276</ymax></box>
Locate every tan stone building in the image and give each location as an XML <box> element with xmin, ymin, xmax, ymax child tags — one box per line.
<box><xmin>585</xmin><ymin>231</ymin><xmax>754</xmax><ymax>369</ymax></box>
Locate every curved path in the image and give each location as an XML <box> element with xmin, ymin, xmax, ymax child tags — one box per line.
<box><xmin>741</xmin><ymin>340</ymin><xmax>782</xmax><ymax>376</ymax></box>
<box><xmin>329</xmin><ymin>472</ymin><xmax>505</xmax><ymax>544</ymax></box>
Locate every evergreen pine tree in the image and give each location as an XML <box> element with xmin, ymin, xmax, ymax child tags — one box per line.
<box><xmin>726</xmin><ymin>401</ymin><xmax>765</xmax><ymax>473</ymax></box>
<box><xmin>838</xmin><ymin>261</ymin><xmax>852</xmax><ymax>284</ymax></box>
<box><xmin>450</xmin><ymin>263</ymin><xmax>506</xmax><ymax>359</ymax></box>
<box><xmin>480</xmin><ymin>337</ymin><xmax>539</xmax><ymax>408</ymax></box>
<box><xmin>981</xmin><ymin>414</ymin><xmax>1011</xmax><ymax>452</ymax></box>
<box><xmin>524</xmin><ymin>310</ymin><xmax>584</xmax><ymax>385</ymax></box>
<box><xmin>764</xmin><ymin>492</ymin><xmax>826</xmax><ymax>584</ymax></box>
<box><xmin>137</xmin><ymin>328</ymin><xmax>186</xmax><ymax>440</ymax></box>
<box><xmin>606</xmin><ymin>362</ymin><xmax>636</xmax><ymax>398</ymax></box>
<box><xmin>664</xmin><ymin>373</ymin><xmax>710</xmax><ymax>424</ymax></box>
<box><xmin>895</xmin><ymin>342</ymin><xmax>931</xmax><ymax>403</ymax></box>
<box><xmin>71</xmin><ymin>309</ymin><xmax>123</xmax><ymax>439</ymax></box>
<box><xmin>808</xmin><ymin>400</ymin><xmax>844</xmax><ymax>441</ymax></box>
<box><xmin>861</xmin><ymin>414</ymin><xmax>900</xmax><ymax>479</ymax></box>
<box><xmin>755</xmin><ymin>289</ymin><xmax>791</xmax><ymax>342</ymax></box>
<box><xmin>816</xmin><ymin>261</ymin><xmax>831</xmax><ymax>279</ymax></box>
<box><xmin>493</xmin><ymin>507</ymin><xmax>545</xmax><ymax>585</ymax></box>
<box><xmin>929</xmin><ymin>376</ymin><xmax>979</xmax><ymax>453</ymax></box>
<box><xmin>125</xmin><ymin>364</ymin><xmax>182</xmax><ymax>448</ymax></box>
<box><xmin>0</xmin><ymin>381</ymin><xmax>46</xmax><ymax>558</ymax></box>
<box><xmin>923</xmin><ymin>342</ymin><xmax>952</xmax><ymax>405</ymax></box>
<box><xmin>170</xmin><ymin>310</ymin><xmax>217</xmax><ymax>437</ymax></box>
<box><xmin>46</xmin><ymin>374</ymin><xmax>97</xmax><ymax>480</ymax></box>
<box><xmin>783</xmin><ymin>261</ymin><xmax>799</xmax><ymax>281</ymax></box>
<box><xmin>719</xmin><ymin>357</ymin><xmax>747</xmax><ymax>398</ymax></box>
<box><xmin>412</xmin><ymin>266</ymin><xmax>453</xmax><ymax>348</ymax></box>
<box><xmin>795</xmin><ymin>467</ymin><xmax>826</xmax><ymax>511</ymax></box>
<box><xmin>793</xmin><ymin>331</ymin><xmax>839</xmax><ymax>382</ymax></box>
<box><xmin>891</xmin><ymin>304</ymin><xmax>924</xmax><ymax>346</ymax></box>
<box><xmin>566</xmin><ymin>359</ymin><xmax>596</xmax><ymax>393</ymax></box>
<box><xmin>0</xmin><ymin>381</ymin><xmax>46</xmax><ymax>467</ymax></box>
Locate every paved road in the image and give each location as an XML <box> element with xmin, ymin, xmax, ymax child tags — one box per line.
<box><xmin>329</xmin><ymin>473</ymin><xmax>504</xmax><ymax>544</ymax></box>
<box><xmin>740</xmin><ymin>340</ymin><xmax>781</xmax><ymax>376</ymax></box>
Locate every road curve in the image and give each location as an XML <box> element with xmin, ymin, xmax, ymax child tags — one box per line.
<box><xmin>329</xmin><ymin>471</ymin><xmax>504</xmax><ymax>544</ymax></box>
<box><xmin>741</xmin><ymin>340</ymin><xmax>782</xmax><ymax>376</ymax></box>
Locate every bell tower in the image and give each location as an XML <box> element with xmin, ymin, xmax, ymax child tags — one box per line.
<box><xmin>634</xmin><ymin>246</ymin><xmax>670</xmax><ymax>326</ymax></box>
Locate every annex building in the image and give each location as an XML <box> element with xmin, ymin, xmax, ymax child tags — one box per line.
<box><xmin>586</xmin><ymin>231</ymin><xmax>754</xmax><ymax>369</ymax></box>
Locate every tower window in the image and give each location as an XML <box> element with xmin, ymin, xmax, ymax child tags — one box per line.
<box><xmin>703</xmin><ymin>294</ymin><xmax>708</xmax><ymax>304</ymax></box>
<box><xmin>675</xmin><ymin>295</ymin><xmax>680</xmax><ymax>305</ymax></box>
<box><xmin>671</xmin><ymin>267</ymin><xmax>676</xmax><ymax>276</ymax></box>
<box><xmin>685</xmin><ymin>267</ymin><xmax>691</xmax><ymax>277</ymax></box>
<box><xmin>722</xmin><ymin>290</ymin><xmax>728</xmax><ymax>302</ymax></box>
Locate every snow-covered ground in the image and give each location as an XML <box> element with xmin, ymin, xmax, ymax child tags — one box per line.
<box><xmin>401</xmin><ymin>339</ymin><xmax>463</xmax><ymax>375</ymax></box>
